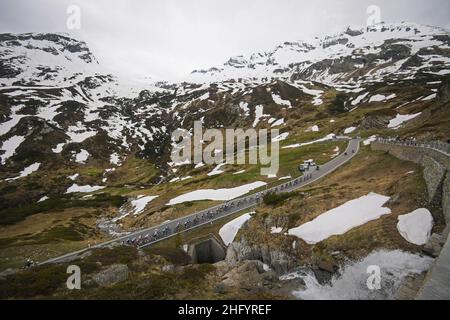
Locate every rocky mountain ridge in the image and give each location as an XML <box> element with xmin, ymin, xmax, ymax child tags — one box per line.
<box><xmin>189</xmin><ymin>22</ymin><xmax>450</xmax><ymax>84</ymax></box>
<box><xmin>0</xmin><ymin>22</ymin><xmax>449</xmax><ymax>209</ymax></box>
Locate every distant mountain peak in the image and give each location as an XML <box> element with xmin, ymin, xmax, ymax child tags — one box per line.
<box><xmin>0</xmin><ymin>32</ymin><xmax>100</xmax><ymax>87</ymax></box>
<box><xmin>188</xmin><ymin>22</ymin><xmax>449</xmax><ymax>84</ymax></box>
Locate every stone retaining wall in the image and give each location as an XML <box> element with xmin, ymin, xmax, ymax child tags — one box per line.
<box><xmin>372</xmin><ymin>140</ymin><xmax>450</xmax><ymax>299</ymax></box>
<box><xmin>372</xmin><ymin>141</ymin><xmax>450</xmax><ymax>223</ymax></box>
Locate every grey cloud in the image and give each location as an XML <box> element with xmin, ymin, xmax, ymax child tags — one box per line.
<box><xmin>0</xmin><ymin>0</ymin><xmax>449</xmax><ymax>80</ymax></box>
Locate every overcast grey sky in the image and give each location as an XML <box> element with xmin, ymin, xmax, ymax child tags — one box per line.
<box><xmin>0</xmin><ymin>0</ymin><xmax>449</xmax><ymax>80</ymax></box>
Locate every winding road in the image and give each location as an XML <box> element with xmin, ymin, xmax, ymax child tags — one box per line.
<box><xmin>40</xmin><ymin>138</ymin><xmax>360</xmax><ymax>265</ymax></box>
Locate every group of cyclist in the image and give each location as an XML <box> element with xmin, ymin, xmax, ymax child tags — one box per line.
<box><xmin>123</xmin><ymin>226</ymin><xmax>171</xmax><ymax>246</ymax></box>
<box><xmin>121</xmin><ymin>172</ymin><xmax>315</xmax><ymax>248</ymax></box>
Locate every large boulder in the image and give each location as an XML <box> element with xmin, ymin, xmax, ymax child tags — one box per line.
<box><xmin>226</xmin><ymin>240</ymin><xmax>297</xmax><ymax>274</ymax></box>
<box><xmin>221</xmin><ymin>260</ymin><xmax>279</xmax><ymax>292</ymax></box>
<box><xmin>360</xmin><ymin>114</ymin><xmax>391</xmax><ymax>130</ymax></box>
<box><xmin>92</xmin><ymin>264</ymin><xmax>129</xmax><ymax>287</ymax></box>
<box><xmin>423</xmin><ymin>233</ymin><xmax>446</xmax><ymax>258</ymax></box>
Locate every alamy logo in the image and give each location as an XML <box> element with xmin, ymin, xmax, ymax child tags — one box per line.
<box><xmin>66</xmin><ymin>265</ymin><xmax>81</xmax><ymax>290</ymax></box>
<box><xmin>171</xmin><ymin>121</ymin><xmax>279</xmax><ymax>177</ymax></box>
<box><xmin>366</xmin><ymin>265</ymin><xmax>381</xmax><ymax>290</ymax></box>
<box><xmin>66</xmin><ymin>5</ymin><xmax>81</xmax><ymax>30</ymax></box>
<box><xmin>366</xmin><ymin>5</ymin><xmax>382</xmax><ymax>26</ymax></box>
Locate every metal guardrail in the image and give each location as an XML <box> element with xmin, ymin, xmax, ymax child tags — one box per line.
<box><xmin>376</xmin><ymin>138</ymin><xmax>450</xmax><ymax>156</ymax></box>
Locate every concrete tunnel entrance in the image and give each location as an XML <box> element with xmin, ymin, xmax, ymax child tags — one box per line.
<box><xmin>188</xmin><ymin>235</ymin><xmax>226</xmax><ymax>264</ymax></box>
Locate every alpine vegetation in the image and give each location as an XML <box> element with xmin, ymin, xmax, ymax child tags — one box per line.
<box><xmin>0</xmin><ymin>0</ymin><xmax>449</xmax><ymax>304</ymax></box>
<box><xmin>171</xmin><ymin>121</ymin><xmax>280</xmax><ymax>176</ymax></box>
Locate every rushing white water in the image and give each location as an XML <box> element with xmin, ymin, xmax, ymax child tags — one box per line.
<box><xmin>292</xmin><ymin>250</ymin><xmax>433</xmax><ymax>300</ymax></box>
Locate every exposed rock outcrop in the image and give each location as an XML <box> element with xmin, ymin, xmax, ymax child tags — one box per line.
<box><xmin>360</xmin><ymin>114</ymin><xmax>391</xmax><ymax>130</ymax></box>
<box><xmin>443</xmin><ymin>174</ymin><xmax>450</xmax><ymax>223</ymax></box>
<box><xmin>226</xmin><ymin>239</ymin><xmax>297</xmax><ymax>274</ymax></box>
<box><xmin>395</xmin><ymin>273</ymin><xmax>427</xmax><ymax>300</ymax></box>
<box><xmin>422</xmin><ymin>156</ymin><xmax>447</xmax><ymax>205</ymax></box>
<box><xmin>437</xmin><ymin>77</ymin><xmax>450</xmax><ymax>103</ymax></box>
<box><xmin>219</xmin><ymin>260</ymin><xmax>280</xmax><ymax>293</ymax></box>
<box><xmin>92</xmin><ymin>264</ymin><xmax>129</xmax><ymax>287</ymax></box>
<box><xmin>423</xmin><ymin>233</ymin><xmax>446</xmax><ymax>257</ymax></box>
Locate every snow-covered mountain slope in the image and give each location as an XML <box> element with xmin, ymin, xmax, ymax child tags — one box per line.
<box><xmin>0</xmin><ymin>33</ymin><xmax>102</xmax><ymax>87</ymax></box>
<box><xmin>0</xmin><ymin>33</ymin><xmax>159</xmax><ymax>98</ymax></box>
<box><xmin>188</xmin><ymin>23</ymin><xmax>450</xmax><ymax>85</ymax></box>
<box><xmin>0</xmin><ymin>22</ymin><xmax>449</xmax><ymax>204</ymax></box>
<box><xmin>0</xmin><ymin>33</ymin><xmax>175</xmax><ymax>179</ymax></box>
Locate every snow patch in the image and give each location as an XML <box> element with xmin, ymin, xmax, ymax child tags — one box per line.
<box><xmin>271</xmin><ymin>94</ymin><xmax>291</xmax><ymax>107</ymax></box>
<box><xmin>422</xmin><ymin>93</ymin><xmax>436</xmax><ymax>101</ymax></box>
<box><xmin>110</xmin><ymin>153</ymin><xmax>121</xmax><ymax>166</ymax></box>
<box><xmin>167</xmin><ymin>181</ymin><xmax>267</xmax><ymax>205</ymax></box>
<box><xmin>388</xmin><ymin>113</ymin><xmax>421</xmax><ymax>129</ymax></box>
<box><xmin>307</xmin><ymin>125</ymin><xmax>319</xmax><ymax>132</ymax></box>
<box><xmin>351</xmin><ymin>92</ymin><xmax>369</xmax><ymax>106</ymax></box>
<box><xmin>5</xmin><ymin>162</ymin><xmax>41</xmax><ymax>181</ymax></box>
<box><xmin>130</xmin><ymin>195</ymin><xmax>159</xmax><ymax>216</ymax></box>
<box><xmin>1</xmin><ymin>135</ymin><xmax>26</xmax><ymax>165</ymax></box>
<box><xmin>369</xmin><ymin>93</ymin><xmax>396</xmax><ymax>103</ymax></box>
<box><xmin>252</xmin><ymin>105</ymin><xmax>269</xmax><ymax>127</ymax></box>
<box><xmin>239</xmin><ymin>102</ymin><xmax>250</xmax><ymax>116</ymax></box>
<box><xmin>207</xmin><ymin>163</ymin><xmax>226</xmax><ymax>176</ymax></box>
<box><xmin>271</xmin><ymin>118</ymin><xmax>285</xmax><ymax>127</ymax></box>
<box><xmin>397</xmin><ymin>208</ymin><xmax>434</xmax><ymax>245</ymax></box>
<box><xmin>68</xmin><ymin>173</ymin><xmax>79</xmax><ymax>181</ymax></box>
<box><xmin>363</xmin><ymin>135</ymin><xmax>378</xmax><ymax>146</ymax></box>
<box><xmin>219</xmin><ymin>212</ymin><xmax>253</xmax><ymax>245</ymax></box>
<box><xmin>344</xmin><ymin>126</ymin><xmax>357</xmax><ymax>134</ymax></box>
<box><xmin>66</xmin><ymin>184</ymin><xmax>106</xmax><ymax>194</ymax></box>
<box><xmin>66</xmin><ymin>123</ymin><xmax>97</xmax><ymax>143</ymax></box>
<box><xmin>271</xmin><ymin>226</ymin><xmax>283</xmax><ymax>234</ymax></box>
<box><xmin>272</xmin><ymin>132</ymin><xmax>289</xmax><ymax>142</ymax></box>
<box><xmin>38</xmin><ymin>196</ymin><xmax>49</xmax><ymax>203</ymax></box>
<box><xmin>52</xmin><ymin>143</ymin><xmax>65</xmax><ymax>153</ymax></box>
<box><xmin>282</xmin><ymin>134</ymin><xmax>335</xmax><ymax>149</ymax></box>
<box><xmin>288</xmin><ymin>193</ymin><xmax>391</xmax><ymax>244</ymax></box>
<box><xmin>194</xmin><ymin>162</ymin><xmax>205</xmax><ymax>169</ymax></box>
<box><xmin>74</xmin><ymin>149</ymin><xmax>90</xmax><ymax>164</ymax></box>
